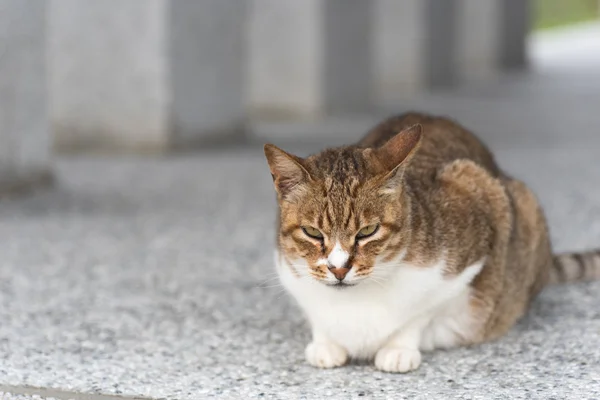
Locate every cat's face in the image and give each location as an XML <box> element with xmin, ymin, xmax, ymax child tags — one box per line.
<box><xmin>264</xmin><ymin>125</ymin><xmax>422</xmax><ymax>288</ymax></box>
<box><xmin>275</xmin><ymin>173</ymin><xmax>408</xmax><ymax>287</ymax></box>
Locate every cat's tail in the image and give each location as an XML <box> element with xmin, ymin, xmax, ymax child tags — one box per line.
<box><xmin>550</xmin><ymin>250</ymin><xmax>600</xmax><ymax>284</ymax></box>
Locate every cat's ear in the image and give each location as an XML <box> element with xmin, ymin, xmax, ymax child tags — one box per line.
<box><xmin>264</xmin><ymin>144</ymin><xmax>312</xmax><ymax>199</ymax></box>
<box><xmin>375</xmin><ymin>124</ymin><xmax>423</xmax><ymax>190</ymax></box>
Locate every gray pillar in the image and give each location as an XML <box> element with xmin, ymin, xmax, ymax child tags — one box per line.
<box><xmin>0</xmin><ymin>0</ymin><xmax>52</xmax><ymax>194</ymax></box>
<box><xmin>50</xmin><ymin>0</ymin><xmax>247</xmax><ymax>153</ymax></box>
<box><xmin>372</xmin><ymin>0</ymin><xmax>458</xmax><ymax>106</ymax></box>
<box><xmin>457</xmin><ymin>0</ymin><xmax>500</xmax><ymax>82</ymax></box>
<box><xmin>169</xmin><ymin>1</ymin><xmax>247</xmax><ymax>147</ymax></box>
<box><xmin>248</xmin><ymin>0</ymin><xmax>371</xmax><ymax>118</ymax></box>
<box><xmin>498</xmin><ymin>0</ymin><xmax>531</xmax><ymax>70</ymax></box>
<box><xmin>371</xmin><ymin>0</ymin><xmax>424</xmax><ymax>103</ymax></box>
<box><xmin>424</xmin><ymin>0</ymin><xmax>459</xmax><ymax>88</ymax></box>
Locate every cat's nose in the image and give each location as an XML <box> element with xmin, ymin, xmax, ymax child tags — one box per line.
<box><xmin>328</xmin><ymin>265</ymin><xmax>351</xmax><ymax>281</ymax></box>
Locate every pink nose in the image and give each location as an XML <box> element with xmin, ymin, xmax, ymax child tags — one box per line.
<box><xmin>329</xmin><ymin>266</ymin><xmax>350</xmax><ymax>281</ymax></box>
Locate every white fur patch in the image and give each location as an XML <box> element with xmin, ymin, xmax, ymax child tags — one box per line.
<box><xmin>375</xmin><ymin>346</ymin><xmax>422</xmax><ymax>373</ymax></box>
<box><xmin>327</xmin><ymin>242</ymin><xmax>349</xmax><ymax>268</ymax></box>
<box><xmin>316</xmin><ymin>258</ymin><xmax>328</xmax><ymax>266</ymax></box>
<box><xmin>277</xmin><ymin>251</ymin><xmax>484</xmax><ymax>360</ymax></box>
<box><xmin>305</xmin><ymin>341</ymin><xmax>348</xmax><ymax>369</ymax></box>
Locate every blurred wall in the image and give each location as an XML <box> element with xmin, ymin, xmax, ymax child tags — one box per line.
<box><xmin>247</xmin><ymin>0</ymin><xmax>372</xmax><ymax>117</ymax></box>
<box><xmin>49</xmin><ymin>0</ymin><xmax>247</xmax><ymax>153</ymax></box>
<box><xmin>248</xmin><ymin>0</ymin><xmax>530</xmax><ymax>115</ymax></box>
<box><xmin>0</xmin><ymin>0</ymin><xmax>52</xmax><ymax>193</ymax></box>
<box><xmin>50</xmin><ymin>0</ymin><xmax>172</xmax><ymax>153</ymax></box>
<box><xmin>1</xmin><ymin>0</ymin><xmax>531</xmax><ymax>180</ymax></box>
<box><xmin>47</xmin><ymin>0</ymin><xmax>528</xmax><ymax>154</ymax></box>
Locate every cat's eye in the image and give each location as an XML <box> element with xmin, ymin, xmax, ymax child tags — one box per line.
<box><xmin>302</xmin><ymin>226</ymin><xmax>324</xmax><ymax>240</ymax></box>
<box><xmin>356</xmin><ymin>224</ymin><xmax>379</xmax><ymax>239</ymax></box>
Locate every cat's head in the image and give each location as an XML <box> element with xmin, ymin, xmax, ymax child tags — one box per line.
<box><xmin>264</xmin><ymin>125</ymin><xmax>422</xmax><ymax>288</ymax></box>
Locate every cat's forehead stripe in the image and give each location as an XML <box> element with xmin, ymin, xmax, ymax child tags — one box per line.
<box><xmin>312</xmin><ymin>147</ymin><xmax>367</xmax><ymax>180</ymax></box>
<box><xmin>343</xmin><ymin>206</ymin><xmax>353</xmax><ymax>229</ymax></box>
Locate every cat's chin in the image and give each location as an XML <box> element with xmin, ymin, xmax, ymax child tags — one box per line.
<box><xmin>325</xmin><ymin>282</ymin><xmax>357</xmax><ymax>290</ymax></box>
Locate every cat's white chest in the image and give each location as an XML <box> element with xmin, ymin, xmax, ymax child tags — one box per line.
<box><xmin>276</xmin><ymin>252</ymin><xmax>483</xmax><ymax>359</ymax></box>
<box><xmin>296</xmin><ymin>283</ymin><xmax>400</xmax><ymax>358</ymax></box>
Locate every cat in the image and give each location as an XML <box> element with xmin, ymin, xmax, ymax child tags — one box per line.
<box><xmin>263</xmin><ymin>112</ymin><xmax>600</xmax><ymax>373</ymax></box>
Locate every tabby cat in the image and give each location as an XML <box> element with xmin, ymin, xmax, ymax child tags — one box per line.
<box><xmin>263</xmin><ymin>112</ymin><xmax>600</xmax><ymax>373</ymax></box>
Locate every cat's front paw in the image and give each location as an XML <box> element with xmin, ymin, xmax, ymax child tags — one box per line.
<box><xmin>375</xmin><ymin>346</ymin><xmax>422</xmax><ymax>373</ymax></box>
<box><xmin>305</xmin><ymin>341</ymin><xmax>348</xmax><ymax>369</ymax></box>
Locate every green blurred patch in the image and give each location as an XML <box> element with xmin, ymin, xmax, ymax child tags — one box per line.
<box><xmin>534</xmin><ymin>0</ymin><xmax>599</xmax><ymax>30</ymax></box>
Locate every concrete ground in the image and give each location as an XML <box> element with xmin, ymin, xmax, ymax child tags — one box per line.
<box><xmin>1</xmin><ymin>24</ymin><xmax>600</xmax><ymax>400</ymax></box>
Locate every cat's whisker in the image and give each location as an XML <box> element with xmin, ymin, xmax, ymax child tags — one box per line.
<box><xmin>258</xmin><ymin>273</ymin><xmax>281</xmax><ymax>281</ymax></box>
<box><xmin>370</xmin><ymin>277</ymin><xmax>386</xmax><ymax>289</ymax></box>
<box><xmin>256</xmin><ymin>276</ymin><xmax>283</xmax><ymax>288</ymax></box>
<box><xmin>274</xmin><ymin>291</ymin><xmax>290</xmax><ymax>302</ymax></box>
<box><xmin>264</xmin><ymin>285</ymin><xmax>289</xmax><ymax>301</ymax></box>
<box><xmin>260</xmin><ymin>283</ymin><xmax>285</xmax><ymax>290</ymax></box>
<box><xmin>367</xmin><ymin>274</ymin><xmax>390</xmax><ymax>288</ymax></box>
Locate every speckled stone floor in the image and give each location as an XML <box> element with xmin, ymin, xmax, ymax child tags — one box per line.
<box><xmin>2</xmin><ymin>24</ymin><xmax>600</xmax><ymax>400</ymax></box>
<box><xmin>0</xmin><ymin>393</ymin><xmax>54</xmax><ymax>400</ymax></box>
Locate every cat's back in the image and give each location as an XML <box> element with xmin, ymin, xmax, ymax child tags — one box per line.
<box><xmin>358</xmin><ymin>112</ymin><xmax>501</xmax><ymax>177</ymax></box>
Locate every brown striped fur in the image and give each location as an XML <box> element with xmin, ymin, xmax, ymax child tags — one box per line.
<box><xmin>264</xmin><ymin>112</ymin><xmax>600</xmax><ymax>344</ymax></box>
<box><xmin>551</xmin><ymin>250</ymin><xmax>600</xmax><ymax>284</ymax></box>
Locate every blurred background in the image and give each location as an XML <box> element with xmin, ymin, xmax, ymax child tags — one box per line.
<box><xmin>1</xmin><ymin>0</ymin><xmax>599</xmax><ymax>179</ymax></box>
<box><xmin>1</xmin><ymin>1</ymin><xmax>600</xmax><ymax>399</ymax></box>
